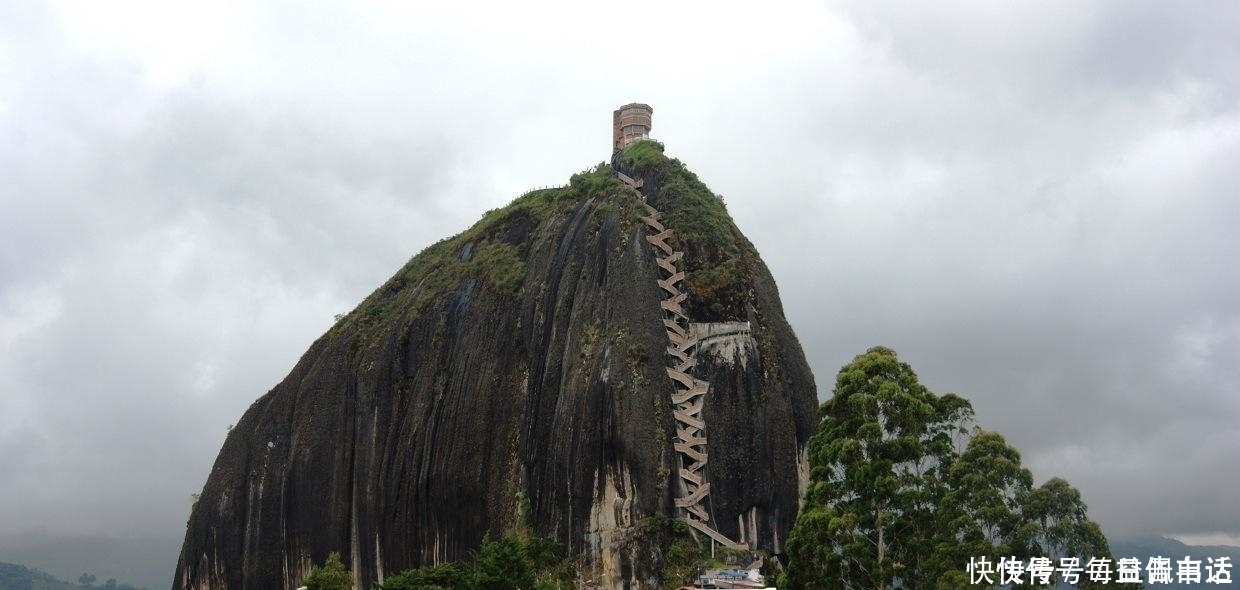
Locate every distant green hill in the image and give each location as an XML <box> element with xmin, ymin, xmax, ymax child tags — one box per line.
<box><xmin>0</xmin><ymin>535</ymin><xmax>173</xmax><ymax>590</ymax></box>
<box><xmin>1110</xmin><ymin>536</ymin><xmax>1238</xmax><ymax>588</ymax></box>
<box><xmin>0</xmin><ymin>561</ymin><xmax>149</xmax><ymax>590</ymax></box>
<box><xmin>0</xmin><ymin>562</ymin><xmax>78</xmax><ymax>590</ymax></box>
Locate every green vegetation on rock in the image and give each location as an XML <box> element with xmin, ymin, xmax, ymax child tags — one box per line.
<box><xmin>342</xmin><ymin>187</ymin><xmax>570</xmax><ymax>333</ymax></box>
<box><xmin>619</xmin><ymin>140</ymin><xmax>754</xmax><ymax>322</ymax></box>
<box><xmin>305</xmin><ymin>553</ymin><xmax>354</xmax><ymax>590</ymax></box>
<box><xmin>781</xmin><ymin>346</ymin><xmax>1139</xmax><ymax>590</ymax></box>
<box><xmin>375</xmin><ymin>535</ymin><xmax>570</xmax><ymax>590</ymax></box>
<box><xmin>343</xmin><ymin>163</ymin><xmax>650</xmax><ymax>336</ymax></box>
<box><xmin>659</xmin><ymin>520</ymin><xmax>703</xmax><ymax>590</ymax></box>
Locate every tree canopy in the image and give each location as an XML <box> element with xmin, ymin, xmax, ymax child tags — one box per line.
<box><xmin>375</xmin><ymin>535</ymin><xmax>571</xmax><ymax>590</ymax></box>
<box><xmin>781</xmin><ymin>346</ymin><xmax>1138</xmax><ymax>590</ymax></box>
<box><xmin>304</xmin><ymin>553</ymin><xmax>354</xmax><ymax>590</ymax></box>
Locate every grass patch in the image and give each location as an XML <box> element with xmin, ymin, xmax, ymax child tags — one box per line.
<box><xmin>473</xmin><ymin>241</ymin><xmax>525</xmax><ymax>297</ymax></box>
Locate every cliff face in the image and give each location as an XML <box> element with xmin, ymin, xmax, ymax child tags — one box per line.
<box><xmin>174</xmin><ymin>144</ymin><xmax>819</xmax><ymax>590</ymax></box>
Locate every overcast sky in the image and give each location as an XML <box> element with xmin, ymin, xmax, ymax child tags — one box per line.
<box><xmin>2</xmin><ymin>0</ymin><xmax>1237</xmax><ymax>549</ymax></box>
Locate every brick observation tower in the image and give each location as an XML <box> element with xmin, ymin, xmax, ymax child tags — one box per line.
<box><xmin>613</xmin><ymin>103</ymin><xmax>653</xmax><ymax>153</ymax></box>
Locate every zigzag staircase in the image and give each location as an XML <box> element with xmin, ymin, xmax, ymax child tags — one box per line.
<box><xmin>616</xmin><ymin>170</ymin><xmax>746</xmax><ymax>551</ymax></box>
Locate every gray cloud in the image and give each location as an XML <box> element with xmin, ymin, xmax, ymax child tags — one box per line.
<box><xmin>1</xmin><ymin>0</ymin><xmax>1236</xmax><ymax>547</ymax></box>
<box><xmin>708</xmin><ymin>2</ymin><xmax>1240</xmax><ymax>539</ymax></box>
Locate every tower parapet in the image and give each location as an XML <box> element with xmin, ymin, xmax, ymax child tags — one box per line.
<box><xmin>613</xmin><ymin>103</ymin><xmax>653</xmax><ymax>152</ymax></box>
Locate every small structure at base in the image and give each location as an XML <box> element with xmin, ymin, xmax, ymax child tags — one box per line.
<box><xmin>694</xmin><ymin>567</ymin><xmax>767</xmax><ymax>589</ymax></box>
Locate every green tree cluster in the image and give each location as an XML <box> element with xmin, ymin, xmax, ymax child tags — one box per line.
<box><xmin>375</xmin><ymin>535</ymin><xmax>570</xmax><ymax>590</ymax></box>
<box><xmin>658</xmin><ymin>518</ymin><xmax>718</xmax><ymax>590</ymax></box>
<box><xmin>782</xmin><ymin>346</ymin><xmax>1139</xmax><ymax>590</ymax></box>
<box><xmin>305</xmin><ymin>553</ymin><xmax>354</xmax><ymax>590</ymax></box>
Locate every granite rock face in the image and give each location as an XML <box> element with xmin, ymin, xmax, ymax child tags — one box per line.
<box><xmin>174</xmin><ymin>148</ymin><xmax>818</xmax><ymax>590</ymax></box>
